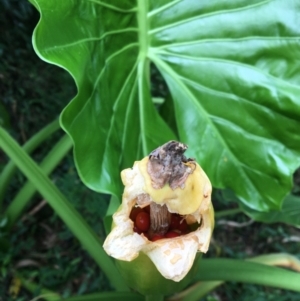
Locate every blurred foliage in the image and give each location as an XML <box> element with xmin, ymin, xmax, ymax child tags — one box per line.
<box><xmin>0</xmin><ymin>0</ymin><xmax>111</xmax><ymax>300</ymax></box>
<box><xmin>203</xmin><ymin>194</ymin><xmax>300</xmax><ymax>301</ymax></box>
<box><xmin>0</xmin><ymin>0</ymin><xmax>75</xmax><ymax>143</ymax></box>
<box><xmin>0</xmin><ymin>0</ymin><xmax>300</xmax><ymax>300</ymax></box>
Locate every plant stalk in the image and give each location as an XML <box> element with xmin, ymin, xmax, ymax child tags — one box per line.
<box><xmin>169</xmin><ymin>253</ymin><xmax>300</xmax><ymax>301</ymax></box>
<box><xmin>4</xmin><ymin>134</ymin><xmax>72</xmax><ymax>229</ymax></box>
<box><xmin>149</xmin><ymin>202</ymin><xmax>171</xmax><ymax>237</ymax></box>
<box><xmin>0</xmin><ymin>119</ymin><xmax>60</xmax><ymax>206</ymax></box>
<box><xmin>0</xmin><ymin>126</ymin><xmax>128</xmax><ymax>291</ymax></box>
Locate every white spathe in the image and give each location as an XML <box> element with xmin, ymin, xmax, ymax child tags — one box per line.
<box><xmin>103</xmin><ymin>157</ymin><xmax>214</xmax><ymax>282</ymax></box>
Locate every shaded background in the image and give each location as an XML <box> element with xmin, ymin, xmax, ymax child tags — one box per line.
<box><xmin>0</xmin><ymin>0</ymin><xmax>299</xmax><ymax>300</ymax></box>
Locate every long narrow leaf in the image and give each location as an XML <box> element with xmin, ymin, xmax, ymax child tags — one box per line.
<box><xmin>0</xmin><ymin>126</ymin><xmax>128</xmax><ymax>291</ymax></box>
<box><xmin>4</xmin><ymin>134</ymin><xmax>72</xmax><ymax>229</ymax></box>
<box><xmin>168</xmin><ymin>281</ymin><xmax>222</xmax><ymax>301</ymax></box>
<box><xmin>20</xmin><ymin>276</ymin><xmax>61</xmax><ymax>301</ymax></box>
<box><xmin>0</xmin><ymin>119</ymin><xmax>60</xmax><ymax>205</ymax></box>
<box><xmin>170</xmin><ymin>253</ymin><xmax>300</xmax><ymax>301</ymax></box>
<box><xmin>195</xmin><ymin>258</ymin><xmax>300</xmax><ymax>293</ymax></box>
<box><xmin>62</xmin><ymin>292</ymin><xmax>144</xmax><ymax>301</ymax></box>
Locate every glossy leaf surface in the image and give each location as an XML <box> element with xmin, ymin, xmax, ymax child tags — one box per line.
<box><xmin>30</xmin><ymin>0</ymin><xmax>300</xmax><ymax>211</ymax></box>
<box><xmin>240</xmin><ymin>194</ymin><xmax>300</xmax><ymax>226</ymax></box>
<box><xmin>222</xmin><ymin>189</ymin><xmax>300</xmax><ymax>226</ymax></box>
<box><xmin>196</xmin><ymin>258</ymin><xmax>300</xmax><ymax>293</ymax></box>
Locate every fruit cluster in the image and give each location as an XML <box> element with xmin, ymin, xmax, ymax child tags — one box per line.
<box><xmin>130</xmin><ymin>205</ymin><xmax>191</xmax><ymax>241</ymax></box>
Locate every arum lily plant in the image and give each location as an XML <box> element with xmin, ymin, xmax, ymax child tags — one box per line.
<box><xmin>1</xmin><ymin>0</ymin><xmax>300</xmax><ymax>300</ymax></box>
<box><xmin>104</xmin><ymin>141</ymin><xmax>214</xmax><ymax>294</ymax></box>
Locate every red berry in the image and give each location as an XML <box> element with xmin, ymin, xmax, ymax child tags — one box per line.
<box><xmin>135</xmin><ymin>212</ymin><xmax>150</xmax><ymax>232</ymax></box>
<box><xmin>130</xmin><ymin>207</ymin><xmax>143</xmax><ymax>221</ymax></box>
<box><xmin>133</xmin><ymin>225</ymin><xmax>142</xmax><ymax>234</ymax></box>
<box><xmin>151</xmin><ymin>234</ymin><xmax>165</xmax><ymax>241</ymax></box>
<box><xmin>165</xmin><ymin>231</ymin><xmax>180</xmax><ymax>238</ymax></box>
<box><xmin>170</xmin><ymin>214</ymin><xmax>180</xmax><ymax>230</ymax></box>
<box><xmin>178</xmin><ymin>219</ymin><xmax>188</xmax><ymax>232</ymax></box>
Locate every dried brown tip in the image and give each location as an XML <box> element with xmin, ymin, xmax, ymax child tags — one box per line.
<box><xmin>147</xmin><ymin>140</ymin><xmax>195</xmax><ymax>190</ymax></box>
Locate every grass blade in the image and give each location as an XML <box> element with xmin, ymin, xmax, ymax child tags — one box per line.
<box><xmin>195</xmin><ymin>258</ymin><xmax>300</xmax><ymax>292</ymax></box>
<box><xmin>0</xmin><ymin>119</ymin><xmax>60</xmax><ymax>205</ymax></box>
<box><xmin>170</xmin><ymin>253</ymin><xmax>300</xmax><ymax>301</ymax></box>
<box><xmin>0</xmin><ymin>126</ymin><xmax>128</xmax><ymax>291</ymax></box>
<box><xmin>4</xmin><ymin>134</ymin><xmax>72</xmax><ymax>229</ymax></box>
<box><xmin>62</xmin><ymin>292</ymin><xmax>144</xmax><ymax>301</ymax></box>
<box><xmin>20</xmin><ymin>276</ymin><xmax>61</xmax><ymax>301</ymax></box>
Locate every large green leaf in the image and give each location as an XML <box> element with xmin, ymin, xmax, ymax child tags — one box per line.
<box><xmin>30</xmin><ymin>0</ymin><xmax>300</xmax><ymax>211</ymax></box>
<box><xmin>240</xmin><ymin>194</ymin><xmax>300</xmax><ymax>226</ymax></box>
<box><xmin>221</xmin><ymin>189</ymin><xmax>300</xmax><ymax>226</ymax></box>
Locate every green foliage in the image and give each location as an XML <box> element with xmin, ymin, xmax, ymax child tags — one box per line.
<box><xmin>242</xmin><ymin>194</ymin><xmax>300</xmax><ymax>226</ymax></box>
<box><xmin>221</xmin><ymin>189</ymin><xmax>300</xmax><ymax>226</ymax></box>
<box><xmin>0</xmin><ymin>126</ymin><xmax>127</xmax><ymax>291</ymax></box>
<box><xmin>195</xmin><ymin>258</ymin><xmax>300</xmax><ymax>292</ymax></box>
<box><xmin>1</xmin><ymin>0</ymin><xmax>300</xmax><ymax>300</ymax></box>
<box><xmin>30</xmin><ymin>0</ymin><xmax>300</xmax><ymax>215</ymax></box>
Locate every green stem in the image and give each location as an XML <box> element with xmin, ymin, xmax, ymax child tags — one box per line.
<box><xmin>138</xmin><ymin>57</ymin><xmax>149</xmax><ymax>156</ymax></box>
<box><xmin>169</xmin><ymin>281</ymin><xmax>222</xmax><ymax>301</ymax></box>
<box><xmin>137</xmin><ymin>0</ymin><xmax>148</xmax><ymax>57</ymax></box>
<box><xmin>173</xmin><ymin>253</ymin><xmax>300</xmax><ymax>301</ymax></box>
<box><xmin>137</xmin><ymin>0</ymin><xmax>151</xmax><ymax>156</ymax></box>
<box><xmin>195</xmin><ymin>258</ymin><xmax>300</xmax><ymax>292</ymax></box>
<box><xmin>215</xmin><ymin>208</ymin><xmax>242</xmax><ymax>218</ymax></box>
<box><xmin>0</xmin><ymin>126</ymin><xmax>128</xmax><ymax>291</ymax></box>
<box><xmin>4</xmin><ymin>134</ymin><xmax>72</xmax><ymax>229</ymax></box>
<box><xmin>0</xmin><ymin>119</ymin><xmax>60</xmax><ymax>207</ymax></box>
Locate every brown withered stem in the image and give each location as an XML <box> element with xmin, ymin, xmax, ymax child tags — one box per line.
<box><xmin>149</xmin><ymin>203</ymin><xmax>171</xmax><ymax>237</ymax></box>
<box><xmin>147</xmin><ymin>141</ymin><xmax>195</xmax><ymax>237</ymax></box>
<box><xmin>147</xmin><ymin>140</ymin><xmax>195</xmax><ymax>190</ymax></box>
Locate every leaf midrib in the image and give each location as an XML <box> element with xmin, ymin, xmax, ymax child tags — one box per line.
<box><xmin>148</xmin><ymin>51</ymin><xmax>262</xmax><ymax>206</ymax></box>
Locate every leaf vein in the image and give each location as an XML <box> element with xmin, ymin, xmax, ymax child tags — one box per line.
<box><xmin>178</xmin><ymin>75</ymin><xmax>297</xmax><ymax>124</ymax></box>
<box><xmin>154</xmin><ymin>50</ymin><xmax>300</xmax><ymax>91</ymax></box>
<box><xmin>104</xmin><ymin>62</ymin><xmax>138</xmax><ymax>169</ymax></box>
<box><xmin>149</xmin><ymin>0</ymin><xmax>272</xmax><ymax>35</ymax></box>
<box><xmin>149</xmin><ymin>52</ymin><xmax>262</xmax><ymax>201</ymax></box>
<box><xmin>120</xmin><ymin>72</ymin><xmax>139</xmax><ymax>166</ymax></box>
<box><xmin>87</xmin><ymin>0</ymin><xmax>137</xmax><ymax>13</ymax></box>
<box><xmin>155</xmin><ymin>36</ymin><xmax>300</xmax><ymax>49</ymax></box>
<box><xmin>73</xmin><ymin>43</ymin><xmax>138</xmax><ymax>121</ymax></box>
<box><xmin>148</xmin><ymin>0</ymin><xmax>181</xmax><ymax>18</ymax></box>
<box><xmin>44</xmin><ymin>29</ymin><xmax>138</xmax><ymax>52</ymax></box>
